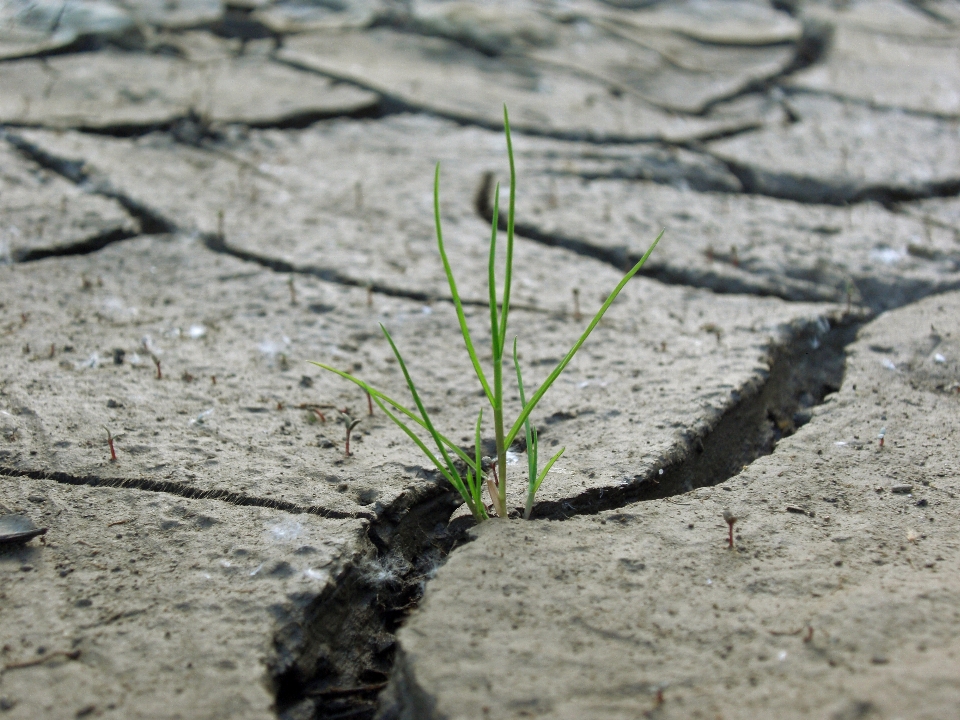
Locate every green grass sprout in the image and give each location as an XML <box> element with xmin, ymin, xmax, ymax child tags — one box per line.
<box><xmin>311</xmin><ymin>105</ymin><xmax>662</xmax><ymax>522</ymax></box>
<box><xmin>513</xmin><ymin>337</ymin><xmax>564</xmax><ymax>520</ymax></box>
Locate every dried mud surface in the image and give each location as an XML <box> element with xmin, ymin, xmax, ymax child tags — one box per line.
<box><xmin>1</xmin><ymin>1</ymin><xmax>959</xmax><ymax>719</ymax></box>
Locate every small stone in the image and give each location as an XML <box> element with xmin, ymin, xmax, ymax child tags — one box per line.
<box><xmin>891</xmin><ymin>484</ymin><xmax>913</xmax><ymax>494</ymax></box>
<box><xmin>916</xmin><ymin>498</ymin><xmax>928</xmax><ymax>507</ymax></box>
<box><xmin>871</xmin><ymin>656</ymin><xmax>889</xmax><ymax>665</ymax></box>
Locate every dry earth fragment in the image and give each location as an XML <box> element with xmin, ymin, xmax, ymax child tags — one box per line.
<box><xmin>788</xmin><ymin>0</ymin><xmax>960</xmax><ymax>117</ymax></box>
<box><xmin>0</xmin><ymin>141</ymin><xmax>138</xmax><ymax>262</ymax></box>
<box><xmin>385</xmin><ymin>289</ymin><xmax>960</xmax><ymax>720</ymax></box>
<box><xmin>0</xmin><ymin>49</ymin><xmax>378</xmax><ymax>130</ymax></box>
<box><xmin>707</xmin><ymin>94</ymin><xmax>960</xmax><ymax>203</ymax></box>
<box><xmin>0</xmin><ymin>474</ymin><xmax>365</xmax><ymax>720</ymax></box>
<box><xmin>509</xmin><ymin>171</ymin><xmax>960</xmax><ymax>309</ymax></box>
<box><xmin>277</xmin><ymin>28</ymin><xmax>759</xmax><ymax>143</ymax></box>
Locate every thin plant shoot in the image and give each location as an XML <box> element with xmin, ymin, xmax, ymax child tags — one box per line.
<box><xmin>312</xmin><ymin>105</ymin><xmax>662</xmax><ymax>522</ymax></box>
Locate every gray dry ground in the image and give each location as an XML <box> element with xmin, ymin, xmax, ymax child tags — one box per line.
<box><xmin>0</xmin><ymin>1</ymin><xmax>958</xmax><ymax>719</ymax></box>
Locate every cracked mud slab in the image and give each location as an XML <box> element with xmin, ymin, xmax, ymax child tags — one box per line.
<box><xmin>0</xmin><ymin>47</ymin><xmax>377</xmax><ymax>130</ymax></box>
<box><xmin>508</xmin><ymin>170</ymin><xmax>960</xmax><ymax>310</ymax></box>
<box><xmin>707</xmin><ymin>93</ymin><xmax>960</xmax><ymax>203</ymax></box>
<box><xmin>384</xmin><ymin>289</ymin><xmax>960</xmax><ymax>720</ymax></box>
<box><xmin>0</xmin><ymin>141</ymin><xmax>138</xmax><ymax>262</ymax></box>
<box><xmin>787</xmin><ymin>0</ymin><xmax>960</xmax><ymax>117</ymax></box>
<box><xmin>529</xmin><ymin>0</ymin><xmax>800</xmax><ymax>115</ymax></box>
<box><xmin>0</xmin><ymin>0</ymin><xmax>141</xmax><ymax>60</ymax></box>
<box><xmin>0</xmin><ymin>233</ymin><xmax>843</xmax><ymax>518</ymax></box>
<box><xmin>277</xmin><ymin>28</ymin><xmax>759</xmax><ymax>143</ymax></box>
<box><xmin>0</xmin><ymin>474</ymin><xmax>365</xmax><ymax>720</ymax></box>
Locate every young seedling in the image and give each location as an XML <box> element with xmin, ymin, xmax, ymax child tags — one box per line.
<box><xmin>340</xmin><ymin>411</ymin><xmax>361</xmax><ymax>456</ymax></box>
<box><xmin>878</xmin><ymin>427</ymin><xmax>886</xmax><ymax>448</ymax></box>
<box><xmin>104</xmin><ymin>426</ymin><xmax>117</xmax><ymax>462</ymax></box>
<box><xmin>312</xmin><ymin>105</ymin><xmax>662</xmax><ymax>522</ymax></box>
<box><xmin>723</xmin><ymin>508</ymin><xmax>737</xmax><ymax>549</ymax></box>
<box><xmin>366</xmin><ymin>390</ymin><xmax>374</xmax><ymax>416</ymax></box>
<box><xmin>151</xmin><ymin>354</ymin><xmax>161</xmax><ymax>380</ymax></box>
<box><xmin>572</xmin><ymin>288</ymin><xmax>582</xmax><ymax>322</ymax></box>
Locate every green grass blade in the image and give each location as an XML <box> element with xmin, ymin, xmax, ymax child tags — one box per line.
<box><xmin>488</xmin><ymin>184</ymin><xmax>501</xmax><ymax>361</ymax></box>
<box><xmin>533</xmin><ymin>447</ymin><xmax>564</xmax><ymax>496</ymax></box>
<box><xmin>473</xmin><ymin>410</ymin><xmax>486</xmax><ymax>517</ymax></box>
<box><xmin>512</xmin><ymin>338</ymin><xmax>537</xmax><ymax>488</ymax></box>
<box><xmin>434</xmin><ymin>163</ymin><xmax>494</xmax><ymax>404</ymax></box>
<box><xmin>380</xmin><ymin>323</ymin><xmax>461</xmax><ymax>478</ymax></box>
<box><xmin>497</xmin><ymin>105</ymin><xmax>517</xmax><ymax>351</ymax></box>
<box><xmin>308</xmin><ymin>362</ymin><xmax>479</xmax><ymax>473</ymax></box>
<box><xmin>533</xmin><ymin>448</ymin><xmax>566</xmax><ymax>495</ymax></box>
<box><xmin>373</xmin><ymin>396</ymin><xmax>481</xmax><ymax>519</ymax></box>
<box><xmin>505</xmin><ymin>229</ymin><xmax>665</xmax><ymax>448</ymax></box>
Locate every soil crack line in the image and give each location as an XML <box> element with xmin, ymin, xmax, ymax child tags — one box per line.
<box><xmin>0</xmin><ymin>466</ymin><xmax>364</xmax><ymax>519</ymax></box>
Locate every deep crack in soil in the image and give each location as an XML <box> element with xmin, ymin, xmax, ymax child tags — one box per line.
<box><xmin>271</xmin><ymin>311</ymin><xmax>863</xmax><ymax>720</ymax></box>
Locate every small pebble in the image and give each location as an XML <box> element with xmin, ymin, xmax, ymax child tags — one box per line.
<box><xmin>891</xmin><ymin>484</ymin><xmax>913</xmax><ymax>494</ymax></box>
<box><xmin>19</xmin><ymin>565</ymin><xmax>33</xmax><ymax>572</ymax></box>
<box><xmin>916</xmin><ymin>498</ymin><xmax>928</xmax><ymax>507</ymax></box>
<box><xmin>871</xmin><ymin>656</ymin><xmax>889</xmax><ymax>665</ymax></box>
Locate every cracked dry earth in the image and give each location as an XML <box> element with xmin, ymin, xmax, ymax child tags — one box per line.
<box><xmin>1</xmin><ymin>2</ymin><xmax>959</xmax><ymax>719</ymax></box>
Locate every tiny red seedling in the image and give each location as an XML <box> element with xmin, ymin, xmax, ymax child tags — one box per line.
<box><xmin>104</xmin><ymin>427</ymin><xmax>117</xmax><ymax>462</ymax></box>
<box><xmin>878</xmin><ymin>427</ymin><xmax>886</xmax><ymax>448</ymax></box>
<box><xmin>366</xmin><ymin>390</ymin><xmax>373</xmax><ymax>416</ymax></box>
<box><xmin>723</xmin><ymin>509</ymin><xmax>737</xmax><ymax>549</ymax></box>
<box><xmin>150</xmin><ymin>353</ymin><xmax>161</xmax><ymax>379</ymax></box>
